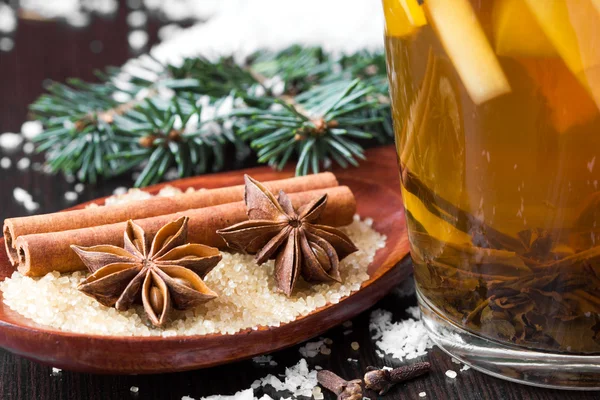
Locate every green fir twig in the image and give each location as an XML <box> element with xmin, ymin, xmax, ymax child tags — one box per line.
<box><xmin>29</xmin><ymin>46</ymin><xmax>392</xmax><ymax>186</ymax></box>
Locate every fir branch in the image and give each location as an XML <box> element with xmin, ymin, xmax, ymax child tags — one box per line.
<box><xmin>232</xmin><ymin>79</ymin><xmax>379</xmax><ymax>175</ymax></box>
<box><xmin>109</xmin><ymin>96</ymin><xmax>237</xmax><ymax>187</ymax></box>
<box><xmin>28</xmin><ymin>45</ymin><xmax>392</xmax><ymax>186</ymax></box>
<box><xmin>30</xmin><ymin>55</ymin><xmax>250</xmax><ymax>184</ymax></box>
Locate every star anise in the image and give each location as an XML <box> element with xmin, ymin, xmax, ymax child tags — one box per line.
<box><xmin>71</xmin><ymin>216</ymin><xmax>221</xmax><ymax>327</ymax></box>
<box><xmin>217</xmin><ymin>175</ymin><xmax>358</xmax><ymax>296</ymax></box>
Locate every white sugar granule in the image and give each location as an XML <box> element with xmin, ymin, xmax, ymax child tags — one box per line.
<box><xmin>130</xmin><ymin>386</ymin><xmax>139</xmax><ymax>393</ymax></box>
<box><xmin>21</xmin><ymin>121</ymin><xmax>43</xmax><ymax>140</ymax></box>
<box><xmin>103</xmin><ymin>185</ymin><xmax>191</xmax><ymax>207</ymax></box>
<box><xmin>51</xmin><ymin>367</ymin><xmax>61</xmax><ymax>375</ymax></box>
<box><xmin>0</xmin><ymin>132</ymin><xmax>23</xmax><ymax>150</ymax></box>
<box><xmin>419</xmin><ymin>392</ymin><xmax>427</xmax><ymax>397</ymax></box>
<box><xmin>74</xmin><ymin>183</ymin><xmax>85</xmax><ymax>193</ymax></box>
<box><xmin>460</xmin><ymin>365</ymin><xmax>471</xmax><ymax>372</ymax></box>
<box><xmin>0</xmin><ymin>216</ymin><xmax>384</xmax><ymax>337</ymax></box>
<box><xmin>369</xmin><ymin>308</ymin><xmax>433</xmax><ymax>361</ymax></box>
<box><xmin>445</xmin><ymin>370</ymin><xmax>457</xmax><ymax>379</ymax></box>
<box><xmin>1</xmin><ymin>157</ymin><xmax>11</xmax><ymax>168</ymax></box>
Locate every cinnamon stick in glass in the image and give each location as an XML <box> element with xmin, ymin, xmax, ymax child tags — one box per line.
<box><xmin>15</xmin><ymin>186</ymin><xmax>356</xmax><ymax>277</ymax></box>
<box><xmin>3</xmin><ymin>173</ymin><xmax>338</xmax><ymax>266</ymax></box>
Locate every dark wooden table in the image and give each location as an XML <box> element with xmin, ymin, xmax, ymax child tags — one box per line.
<box><xmin>0</xmin><ymin>6</ymin><xmax>597</xmax><ymax>400</ymax></box>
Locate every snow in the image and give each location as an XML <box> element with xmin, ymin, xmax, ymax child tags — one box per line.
<box><xmin>128</xmin><ymin>30</ymin><xmax>149</xmax><ymax>50</ymax></box>
<box><xmin>0</xmin><ymin>37</ymin><xmax>14</xmax><ymax>52</ymax></box>
<box><xmin>0</xmin><ymin>3</ymin><xmax>16</xmax><ymax>33</ymax></box>
<box><xmin>16</xmin><ymin>158</ymin><xmax>31</xmax><ymax>170</ymax></box>
<box><xmin>184</xmin><ymin>359</ymin><xmax>316</xmax><ymax>399</ymax></box>
<box><xmin>370</xmin><ymin>308</ymin><xmax>434</xmax><ymax>361</ymax></box>
<box><xmin>127</xmin><ymin>10</ymin><xmax>147</xmax><ymax>27</ymax></box>
<box><xmin>23</xmin><ymin>142</ymin><xmax>35</xmax><ymax>155</ymax></box>
<box><xmin>21</xmin><ymin>121</ymin><xmax>43</xmax><ymax>140</ymax></box>
<box><xmin>0</xmin><ymin>133</ymin><xmax>23</xmax><ymax>151</ymax></box>
<box><xmin>149</xmin><ymin>0</ymin><xmax>383</xmax><ymax>65</ymax></box>
<box><xmin>13</xmin><ymin>187</ymin><xmax>40</xmax><ymax>211</ymax></box>
<box><xmin>64</xmin><ymin>191</ymin><xmax>78</xmax><ymax>201</ymax></box>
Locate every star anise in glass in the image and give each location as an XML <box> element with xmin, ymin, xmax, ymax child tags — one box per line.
<box><xmin>217</xmin><ymin>175</ymin><xmax>358</xmax><ymax>296</ymax></box>
<box><xmin>71</xmin><ymin>216</ymin><xmax>221</xmax><ymax>327</ymax></box>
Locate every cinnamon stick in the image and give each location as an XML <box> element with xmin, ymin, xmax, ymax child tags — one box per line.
<box><xmin>3</xmin><ymin>173</ymin><xmax>338</xmax><ymax>265</ymax></box>
<box><xmin>15</xmin><ymin>186</ymin><xmax>356</xmax><ymax>277</ymax></box>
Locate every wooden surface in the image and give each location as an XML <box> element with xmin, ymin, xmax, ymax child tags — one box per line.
<box><xmin>0</xmin><ymin>5</ymin><xmax>597</xmax><ymax>399</ymax></box>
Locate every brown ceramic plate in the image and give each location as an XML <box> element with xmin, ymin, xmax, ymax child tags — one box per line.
<box><xmin>0</xmin><ymin>146</ymin><xmax>410</xmax><ymax>374</ymax></box>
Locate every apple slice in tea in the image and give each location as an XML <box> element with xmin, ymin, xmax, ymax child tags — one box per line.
<box><xmin>424</xmin><ymin>0</ymin><xmax>511</xmax><ymax>105</ymax></box>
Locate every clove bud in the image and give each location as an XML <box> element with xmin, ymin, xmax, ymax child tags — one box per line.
<box><xmin>364</xmin><ymin>361</ymin><xmax>431</xmax><ymax>395</ymax></box>
<box><xmin>317</xmin><ymin>370</ymin><xmax>363</xmax><ymax>400</ymax></box>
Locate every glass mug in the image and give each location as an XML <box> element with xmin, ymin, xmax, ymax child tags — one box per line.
<box><xmin>382</xmin><ymin>0</ymin><xmax>600</xmax><ymax>389</ymax></box>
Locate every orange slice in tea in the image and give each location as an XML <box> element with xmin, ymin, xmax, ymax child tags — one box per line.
<box><xmin>492</xmin><ymin>0</ymin><xmax>557</xmax><ymax>57</ymax></box>
<box><xmin>520</xmin><ymin>58</ymin><xmax>599</xmax><ymax>134</ymax></box>
<box><xmin>523</xmin><ymin>0</ymin><xmax>600</xmax><ymax>108</ymax></box>
<box><xmin>402</xmin><ymin>189</ymin><xmax>472</xmax><ymax>246</ymax></box>
<box><xmin>424</xmin><ymin>0</ymin><xmax>511</xmax><ymax>105</ymax></box>
<box><xmin>382</xmin><ymin>0</ymin><xmax>427</xmax><ymax>38</ymax></box>
<box><xmin>400</xmin><ymin>53</ymin><xmax>471</xmax><ymax>246</ymax></box>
